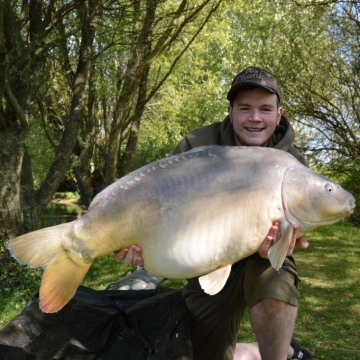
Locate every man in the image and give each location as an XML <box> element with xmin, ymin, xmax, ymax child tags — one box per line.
<box><xmin>115</xmin><ymin>67</ymin><xmax>315</xmax><ymax>360</ymax></box>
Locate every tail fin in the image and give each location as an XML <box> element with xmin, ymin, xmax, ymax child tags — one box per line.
<box><xmin>8</xmin><ymin>222</ymin><xmax>91</xmax><ymax>313</ymax></box>
<box><xmin>8</xmin><ymin>223</ymin><xmax>69</xmax><ymax>268</ymax></box>
<box><xmin>40</xmin><ymin>250</ymin><xmax>91</xmax><ymax>312</ymax></box>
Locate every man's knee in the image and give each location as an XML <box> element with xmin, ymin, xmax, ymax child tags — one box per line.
<box><xmin>250</xmin><ymin>297</ymin><xmax>298</xmax><ymax>324</ymax></box>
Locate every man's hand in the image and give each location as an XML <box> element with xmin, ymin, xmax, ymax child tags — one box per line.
<box><xmin>258</xmin><ymin>221</ymin><xmax>309</xmax><ymax>258</ymax></box>
<box><xmin>114</xmin><ymin>245</ymin><xmax>144</xmax><ymax>267</ymax></box>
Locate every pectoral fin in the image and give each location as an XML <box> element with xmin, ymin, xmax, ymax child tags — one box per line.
<box><xmin>199</xmin><ymin>264</ymin><xmax>232</xmax><ymax>295</ymax></box>
<box><xmin>268</xmin><ymin>221</ymin><xmax>293</xmax><ymax>271</ymax></box>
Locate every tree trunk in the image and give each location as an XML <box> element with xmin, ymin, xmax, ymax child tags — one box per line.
<box><xmin>0</xmin><ymin>2</ymin><xmax>30</xmax><ymax>240</ymax></box>
<box><xmin>118</xmin><ymin>66</ymin><xmax>150</xmax><ymax>177</ymax></box>
<box><xmin>0</xmin><ymin>0</ymin><xmax>98</xmax><ymax>239</ymax></box>
<box><xmin>0</xmin><ymin>130</ymin><xmax>25</xmax><ymax>239</ymax></box>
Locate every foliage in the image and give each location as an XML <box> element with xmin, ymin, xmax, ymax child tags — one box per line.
<box><xmin>0</xmin><ymin>240</ymin><xmax>42</xmax><ymax>326</ymax></box>
<box><xmin>2</xmin><ymin>0</ymin><xmax>360</xmax><ymax>238</ymax></box>
<box><xmin>52</xmin><ymin>192</ymin><xmax>80</xmax><ymax>201</ymax></box>
<box><xmin>0</xmin><ymin>0</ymin><xmax>224</xmax><ymax>239</ymax></box>
<box><xmin>317</xmin><ymin>158</ymin><xmax>360</xmax><ymax>226</ymax></box>
<box><xmin>134</xmin><ymin>0</ymin><xmax>360</xmax><ymax>169</ymax></box>
<box><xmin>340</xmin><ymin>169</ymin><xmax>360</xmax><ymax>225</ymax></box>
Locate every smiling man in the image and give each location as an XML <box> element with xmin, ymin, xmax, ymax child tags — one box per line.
<box><xmin>227</xmin><ymin>67</ymin><xmax>282</xmax><ymax>149</ymax></box>
<box><xmin>116</xmin><ymin>67</ymin><xmax>315</xmax><ymax>360</ymax></box>
<box><xmin>172</xmin><ymin>67</ymin><xmax>295</xmax><ymax>157</ymax></box>
<box><xmin>169</xmin><ymin>66</ymin><xmax>314</xmax><ymax>360</ymax></box>
<box><xmin>229</xmin><ymin>88</ymin><xmax>281</xmax><ymax>146</ymax></box>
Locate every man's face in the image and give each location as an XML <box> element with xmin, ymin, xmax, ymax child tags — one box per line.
<box><xmin>228</xmin><ymin>87</ymin><xmax>283</xmax><ymax>147</ymax></box>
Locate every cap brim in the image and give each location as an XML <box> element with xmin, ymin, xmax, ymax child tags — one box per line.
<box><xmin>227</xmin><ymin>81</ymin><xmax>278</xmax><ymax>102</ymax></box>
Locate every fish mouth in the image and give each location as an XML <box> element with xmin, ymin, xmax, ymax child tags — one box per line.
<box><xmin>343</xmin><ymin>198</ymin><xmax>356</xmax><ymax>216</ymax></box>
<box><xmin>343</xmin><ymin>208</ymin><xmax>354</xmax><ymax>216</ymax></box>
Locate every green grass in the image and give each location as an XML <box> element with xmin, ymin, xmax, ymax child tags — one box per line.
<box><xmin>237</xmin><ymin>222</ymin><xmax>360</xmax><ymax>359</ymax></box>
<box><xmin>1</xmin><ymin>222</ymin><xmax>359</xmax><ymax>359</ymax></box>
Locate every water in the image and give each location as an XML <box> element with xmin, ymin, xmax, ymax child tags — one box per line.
<box><xmin>40</xmin><ymin>202</ymin><xmax>86</xmax><ymax>228</ymax></box>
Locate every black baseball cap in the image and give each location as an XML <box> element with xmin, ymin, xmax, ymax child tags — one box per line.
<box><xmin>227</xmin><ymin>66</ymin><xmax>281</xmax><ymax>103</ymax></box>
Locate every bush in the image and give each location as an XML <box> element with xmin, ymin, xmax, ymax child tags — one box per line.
<box><xmin>339</xmin><ymin>169</ymin><xmax>360</xmax><ymax>226</ymax></box>
<box><xmin>0</xmin><ymin>241</ymin><xmax>41</xmax><ymax>328</ymax></box>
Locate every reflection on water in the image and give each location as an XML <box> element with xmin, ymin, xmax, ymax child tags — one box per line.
<box><xmin>40</xmin><ymin>202</ymin><xmax>86</xmax><ymax>228</ymax></box>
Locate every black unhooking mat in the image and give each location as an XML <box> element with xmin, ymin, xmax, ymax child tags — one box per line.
<box><xmin>0</xmin><ymin>286</ymin><xmax>193</xmax><ymax>359</ymax></box>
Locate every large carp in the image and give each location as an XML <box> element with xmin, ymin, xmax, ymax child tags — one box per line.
<box><xmin>8</xmin><ymin>146</ymin><xmax>355</xmax><ymax>313</ymax></box>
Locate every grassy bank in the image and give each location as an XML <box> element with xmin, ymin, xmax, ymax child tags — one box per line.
<box><xmin>237</xmin><ymin>222</ymin><xmax>360</xmax><ymax>359</ymax></box>
<box><xmin>1</xmin><ymin>222</ymin><xmax>359</xmax><ymax>359</ymax></box>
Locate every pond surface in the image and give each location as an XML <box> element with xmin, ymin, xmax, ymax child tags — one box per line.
<box><xmin>40</xmin><ymin>202</ymin><xmax>86</xmax><ymax>228</ymax></box>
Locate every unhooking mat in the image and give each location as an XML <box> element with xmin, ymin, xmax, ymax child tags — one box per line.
<box><xmin>0</xmin><ymin>286</ymin><xmax>193</xmax><ymax>359</ymax></box>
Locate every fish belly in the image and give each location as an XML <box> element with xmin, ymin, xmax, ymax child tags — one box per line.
<box><xmin>133</xmin><ymin>194</ymin><xmax>273</xmax><ymax>279</ymax></box>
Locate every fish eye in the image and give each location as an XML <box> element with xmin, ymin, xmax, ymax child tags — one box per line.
<box><xmin>325</xmin><ymin>183</ymin><xmax>334</xmax><ymax>193</ymax></box>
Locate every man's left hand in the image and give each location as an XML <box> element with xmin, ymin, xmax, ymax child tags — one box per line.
<box><xmin>258</xmin><ymin>222</ymin><xmax>309</xmax><ymax>258</ymax></box>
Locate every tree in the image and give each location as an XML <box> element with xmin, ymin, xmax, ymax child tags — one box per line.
<box><xmin>145</xmin><ymin>0</ymin><xmax>360</xmax><ymax>167</ymax></box>
<box><xmin>0</xmin><ymin>0</ymin><xmax>223</xmax><ymax>241</ymax></box>
<box><xmin>0</xmin><ymin>0</ymin><xmax>99</xmax><ymax>239</ymax></box>
<box><xmin>3</xmin><ymin>0</ymin><xmax>360</xmax><ymax>243</ymax></box>
<box><xmin>141</xmin><ymin>0</ymin><xmax>360</xmax><ymax>221</ymax></box>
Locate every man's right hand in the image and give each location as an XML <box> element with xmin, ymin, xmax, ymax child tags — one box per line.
<box><xmin>114</xmin><ymin>244</ymin><xmax>144</xmax><ymax>267</ymax></box>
